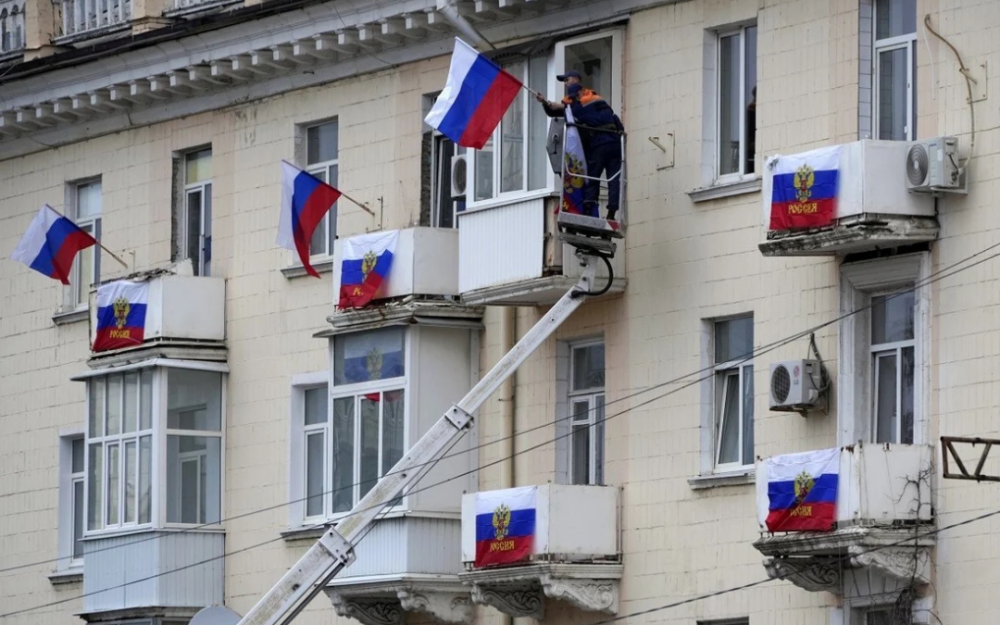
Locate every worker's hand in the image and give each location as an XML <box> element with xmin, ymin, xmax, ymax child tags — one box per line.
<box><xmin>534</xmin><ymin>93</ymin><xmax>547</xmax><ymax>104</ymax></box>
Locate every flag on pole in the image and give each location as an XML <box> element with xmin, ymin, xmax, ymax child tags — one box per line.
<box><xmin>93</xmin><ymin>280</ymin><xmax>149</xmax><ymax>352</ymax></box>
<box><xmin>561</xmin><ymin>107</ymin><xmax>591</xmax><ymax>217</ymax></box>
<box><xmin>10</xmin><ymin>204</ymin><xmax>98</xmax><ymax>285</ymax></box>
<box><xmin>338</xmin><ymin>230</ymin><xmax>398</xmax><ymax>310</ymax></box>
<box><xmin>278</xmin><ymin>162</ymin><xmax>342</xmax><ymax>278</ymax></box>
<box><xmin>768</xmin><ymin>145</ymin><xmax>842</xmax><ymax>231</ymax></box>
<box><xmin>424</xmin><ymin>38</ymin><xmax>523</xmax><ymax>149</ymax></box>
<box><xmin>760</xmin><ymin>447</ymin><xmax>840</xmax><ymax>532</ymax></box>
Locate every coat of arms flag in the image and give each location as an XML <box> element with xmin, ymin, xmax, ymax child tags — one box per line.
<box><xmin>760</xmin><ymin>447</ymin><xmax>839</xmax><ymax>533</ymax></box>
<box><xmin>338</xmin><ymin>230</ymin><xmax>399</xmax><ymax>310</ymax></box>
<box><xmin>474</xmin><ymin>485</ymin><xmax>537</xmax><ymax>568</ymax></box>
<box><xmin>93</xmin><ymin>280</ymin><xmax>149</xmax><ymax>352</ymax></box>
<box><xmin>768</xmin><ymin>144</ymin><xmax>841</xmax><ymax>231</ymax></box>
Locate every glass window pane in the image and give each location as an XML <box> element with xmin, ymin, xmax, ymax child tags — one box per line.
<box><xmin>434</xmin><ymin>139</ymin><xmax>456</xmax><ymax>228</ymax></box>
<box><xmin>901</xmin><ymin>346</ymin><xmax>915</xmax><ymax>444</ymax></box>
<box><xmin>715</xmin><ymin>316</ymin><xmax>754</xmax><ymax>363</ymax></box>
<box><xmin>382</xmin><ymin>390</ymin><xmax>405</xmax><ymax>476</ymax></box>
<box><xmin>527</xmin><ymin>54</ymin><xmax>549</xmax><ymax>191</ymax></box>
<box><xmin>106</xmin><ymin>375</ymin><xmax>122</xmax><ymax>436</ymax></box>
<box><xmin>334</xmin><ymin>328</ymin><xmax>406</xmax><ymax>385</ymax></box>
<box><xmin>563</xmin><ymin>36</ymin><xmax>613</xmax><ymax>106</ymax></box>
<box><xmin>875</xmin><ymin>353</ymin><xmax>898</xmax><ymax>444</ymax></box>
<box><xmin>203</xmin><ymin>183</ymin><xmax>212</xmax><ymax>277</ymax></box>
<box><xmin>743</xmin><ymin>26</ymin><xmax>757</xmax><ymax>175</ymax></box>
<box><xmin>572</xmin><ymin>343</ymin><xmax>606</xmax><ymax>391</ymax></box>
<box><xmin>167</xmin><ymin>369</ymin><xmax>222</xmax><ymax>430</ymax></box>
<box><xmin>306</xmin><ymin>432</ymin><xmax>325</xmax><ymax>518</ymax></box>
<box><xmin>185</xmin><ymin>149</ymin><xmax>212</xmax><ymax>184</ymax></box>
<box><xmin>123</xmin><ymin>373</ymin><xmax>138</xmax><ymax>433</ymax></box>
<box><xmin>474</xmin><ymin>138</ymin><xmax>494</xmax><ymax>201</ymax></box>
<box><xmin>87</xmin><ymin>444</ymin><xmax>103</xmax><ymax>530</ymax></box>
<box><xmin>140</xmin><ymin>369</ymin><xmax>152</xmax><ymax>431</ymax></box>
<box><xmin>871</xmin><ymin>292</ymin><xmax>915</xmax><ymax>344</ymax></box>
<box><xmin>875</xmin><ymin>0</ymin><xmax>916</xmax><ymax>39</ymax></box>
<box><xmin>571</xmin><ymin>424</ymin><xmax>590</xmax><ymax>485</ymax></box>
<box><xmin>500</xmin><ymin>62</ymin><xmax>525</xmax><ymax>194</ymax></box>
<box><xmin>877</xmin><ymin>47</ymin><xmax>909</xmax><ymax>141</ymax></box>
<box><xmin>742</xmin><ymin>364</ymin><xmax>755</xmax><ymax>465</ymax></box>
<box><xmin>595</xmin><ymin>395</ymin><xmax>605</xmax><ymax>485</ymax></box>
<box><xmin>186</xmin><ymin>189</ymin><xmax>202</xmax><ymax>274</ymax></box>
<box><xmin>332</xmin><ymin>397</ymin><xmax>355</xmax><ymax>513</ymax></box>
<box><xmin>77</xmin><ymin>181</ymin><xmax>103</xmax><ymax>218</ymax></box>
<box><xmin>716</xmin><ymin>373</ymin><xmax>740</xmax><ymax>465</ymax></box>
<box><xmin>106</xmin><ymin>444</ymin><xmax>119</xmax><ymax>526</ymax></box>
<box><xmin>718</xmin><ymin>33</ymin><xmax>741</xmax><ymax>176</ymax></box>
<box><xmin>359</xmin><ymin>396</ymin><xmax>380</xmax><ymax>500</ymax></box>
<box><xmin>73</xmin><ymin>480</ymin><xmax>85</xmax><ymax>558</ymax></box>
<box><xmin>310</xmin><ymin>215</ymin><xmax>328</xmax><ymax>257</ymax></box>
<box><xmin>76</xmin><ymin>242</ymin><xmax>94</xmax><ymax>306</ymax></box>
<box><xmin>304</xmin><ymin>387</ymin><xmax>328</xmax><ymax>425</ymax></box>
<box><xmin>307</xmin><ymin>122</ymin><xmax>339</xmax><ymax>164</ymax></box>
<box><xmin>89</xmin><ymin>379</ymin><xmax>105</xmax><ymax>438</ymax></box>
<box><xmin>166</xmin><ymin>435</ymin><xmax>222</xmax><ymax>524</ymax></box>
<box><xmin>571</xmin><ymin>399</ymin><xmax>590</xmax><ymax>424</ymax></box>
<box><xmin>124</xmin><ymin>441</ymin><xmax>136</xmax><ymax>524</ymax></box>
<box><xmin>139</xmin><ymin>436</ymin><xmax>151</xmax><ymax>524</ymax></box>
<box><xmin>72</xmin><ymin>438</ymin><xmax>85</xmax><ymax>473</ymax></box>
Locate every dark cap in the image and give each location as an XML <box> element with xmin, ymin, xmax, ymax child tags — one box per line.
<box><xmin>566</xmin><ymin>83</ymin><xmax>582</xmax><ymax>97</ymax></box>
<box><xmin>556</xmin><ymin>70</ymin><xmax>582</xmax><ymax>82</ymax></box>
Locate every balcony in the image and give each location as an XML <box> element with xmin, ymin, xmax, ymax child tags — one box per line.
<box><xmin>459</xmin><ymin>484</ymin><xmax>622</xmax><ymax>619</ymax></box>
<box><xmin>753</xmin><ymin>444</ymin><xmax>934</xmax><ymax>596</ymax></box>
<box><xmin>0</xmin><ymin>0</ymin><xmax>24</xmax><ymax>60</ymax></box>
<box><xmin>55</xmin><ymin>0</ymin><xmax>132</xmax><ymax>43</ymax></box>
<box><xmin>458</xmin><ymin>197</ymin><xmax>626</xmax><ymax>306</ymax></box>
<box><xmin>759</xmin><ymin>140</ymin><xmax>938</xmax><ymax>257</ymax></box>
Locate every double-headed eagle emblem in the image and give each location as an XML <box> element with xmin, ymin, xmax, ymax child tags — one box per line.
<box><xmin>793</xmin><ymin>164</ymin><xmax>816</xmax><ymax>203</ymax></box>
<box><xmin>492</xmin><ymin>503</ymin><xmax>512</xmax><ymax>541</ymax></box>
<box><xmin>361</xmin><ymin>250</ymin><xmax>378</xmax><ymax>281</ymax></box>
<box><xmin>793</xmin><ymin>470</ymin><xmax>815</xmax><ymax>503</ymax></box>
<box><xmin>112</xmin><ymin>295</ymin><xmax>131</xmax><ymax>329</ymax></box>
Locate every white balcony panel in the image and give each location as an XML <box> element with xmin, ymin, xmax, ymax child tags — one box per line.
<box><xmin>755</xmin><ymin>444</ymin><xmax>933</xmax><ymax>529</ymax></box>
<box><xmin>83</xmin><ymin>530</ymin><xmax>224</xmax><ymax>614</ymax></box>
<box><xmin>458</xmin><ymin>199</ymin><xmax>545</xmax><ymax>294</ymax></box>
<box><xmin>330</xmin><ymin>517</ymin><xmax>462</xmax><ymax>582</ymax></box>
<box><xmin>333</xmin><ymin>227</ymin><xmax>460</xmax><ymax>303</ymax></box>
<box><xmin>58</xmin><ymin>0</ymin><xmax>132</xmax><ymax>39</ymax></box>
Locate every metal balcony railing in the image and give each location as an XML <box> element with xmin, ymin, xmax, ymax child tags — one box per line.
<box><xmin>0</xmin><ymin>0</ymin><xmax>25</xmax><ymax>54</ymax></box>
<box><xmin>57</xmin><ymin>0</ymin><xmax>132</xmax><ymax>39</ymax></box>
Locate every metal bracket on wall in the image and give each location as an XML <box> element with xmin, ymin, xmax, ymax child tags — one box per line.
<box><xmin>941</xmin><ymin>436</ymin><xmax>1000</xmax><ymax>482</ymax></box>
<box><xmin>648</xmin><ymin>133</ymin><xmax>674</xmax><ymax>171</ymax></box>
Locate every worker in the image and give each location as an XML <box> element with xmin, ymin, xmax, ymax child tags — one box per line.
<box><xmin>536</xmin><ymin>71</ymin><xmax>624</xmax><ymax>221</ymax></box>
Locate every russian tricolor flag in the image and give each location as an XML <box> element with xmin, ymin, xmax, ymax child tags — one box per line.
<box><xmin>768</xmin><ymin>145</ymin><xmax>841</xmax><ymax>231</ymax></box>
<box><xmin>474</xmin><ymin>486</ymin><xmax>536</xmax><ymax>568</ymax></box>
<box><xmin>761</xmin><ymin>448</ymin><xmax>839</xmax><ymax>533</ymax></box>
<box><xmin>338</xmin><ymin>230</ymin><xmax>399</xmax><ymax>310</ymax></box>
<box><xmin>10</xmin><ymin>204</ymin><xmax>97</xmax><ymax>285</ymax></box>
<box><xmin>424</xmin><ymin>38</ymin><xmax>523</xmax><ymax>149</ymax></box>
<box><xmin>278</xmin><ymin>161</ymin><xmax>342</xmax><ymax>278</ymax></box>
<box><xmin>92</xmin><ymin>280</ymin><xmax>149</xmax><ymax>352</ymax></box>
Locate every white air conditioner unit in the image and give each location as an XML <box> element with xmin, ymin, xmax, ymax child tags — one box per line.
<box><xmin>450</xmin><ymin>153</ymin><xmax>468</xmax><ymax>199</ymax></box>
<box><xmin>905</xmin><ymin>136</ymin><xmax>961</xmax><ymax>192</ymax></box>
<box><xmin>769</xmin><ymin>359</ymin><xmax>823</xmax><ymax>412</ymax></box>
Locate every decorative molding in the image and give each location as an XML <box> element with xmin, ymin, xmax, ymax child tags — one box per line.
<box><xmin>462</xmin><ymin>563</ymin><xmax>623</xmax><ymax>618</ymax></box>
<box><xmin>325</xmin><ymin>579</ymin><xmax>473</xmax><ymax>625</ymax></box>
<box><xmin>330</xmin><ymin>596</ymin><xmax>405</xmax><ymax>625</ymax></box>
<box><xmin>687</xmin><ymin>177</ymin><xmax>762</xmax><ymax>203</ymax></box>
<box><xmin>763</xmin><ymin>558</ymin><xmax>842</xmax><ymax>593</ymax></box>
<box><xmin>759</xmin><ymin>215</ymin><xmax>939</xmax><ymax>257</ymax></box>
<box><xmin>470</xmin><ymin>583</ymin><xmax>544</xmax><ymax>619</ymax></box>
<box><xmin>849</xmin><ymin>546</ymin><xmax>931</xmax><ymax>585</ymax></box>
<box><xmin>397</xmin><ymin>589</ymin><xmax>473</xmax><ymax>624</ymax></box>
<box><xmin>539</xmin><ymin>574</ymin><xmax>618</xmax><ymax>614</ymax></box>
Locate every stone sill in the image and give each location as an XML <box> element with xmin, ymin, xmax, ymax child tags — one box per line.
<box><xmin>48</xmin><ymin>568</ymin><xmax>83</xmax><ymax>585</ymax></box>
<box><xmin>280</xmin><ymin>257</ymin><xmax>335</xmax><ymax>279</ymax></box>
<box><xmin>163</xmin><ymin>0</ymin><xmax>242</xmax><ymax>18</ymax></box>
<box><xmin>687</xmin><ymin>177</ymin><xmax>762</xmax><ymax>203</ymax></box>
<box><xmin>52</xmin><ymin>307</ymin><xmax>89</xmax><ymax>325</ymax></box>
<box><xmin>688</xmin><ymin>470</ymin><xmax>755</xmax><ymax>490</ymax></box>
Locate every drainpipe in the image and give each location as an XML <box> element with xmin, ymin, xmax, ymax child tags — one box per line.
<box><xmin>499</xmin><ymin>307</ymin><xmax>516</xmax><ymax>489</ymax></box>
<box><xmin>436</xmin><ymin>0</ymin><xmax>496</xmax><ymax>51</ymax></box>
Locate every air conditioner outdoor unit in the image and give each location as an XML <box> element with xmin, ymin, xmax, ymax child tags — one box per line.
<box><xmin>905</xmin><ymin>136</ymin><xmax>961</xmax><ymax>192</ymax></box>
<box><xmin>769</xmin><ymin>359</ymin><xmax>823</xmax><ymax>412</ymax></box>
<box><xmin>450</xmin><ymin>153</ymin><xmax>468</xmax><ymax>199</ymax></box>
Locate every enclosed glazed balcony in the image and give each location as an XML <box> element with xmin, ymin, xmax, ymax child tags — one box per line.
<box><xmin>0</xmin><ymin>0</ymin><xmax>25</xmax><ymax>60</ymax></box>
<box><xmin>55</xmin><ymin>0</ymin><xmax>133</xmax><ymax>43</ymax></box>
<box><xmin>759</xmin><ymin>140</ymin><xmax>940</xmax><ymax>257</ymax></box>
<box><xmin>753</xmin><ymin>443</ymin><xmax>934</xmax><ymax>597</ymax></box>
<box><xmin>459</xmin><ymin>484</ymin><xmax>622</xmax><ymax>619</ymax></box>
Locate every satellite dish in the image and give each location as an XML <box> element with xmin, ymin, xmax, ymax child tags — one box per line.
<box><xmin>190</xmin><ymin>606</ymin><xmax>242</xmax><ymax>625</ymax></box>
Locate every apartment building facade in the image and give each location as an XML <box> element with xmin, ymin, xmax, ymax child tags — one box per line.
<box><xmin>1</xmin><ymin>0</ymin><xmax>998</xmax><ymax>624</ymax></box>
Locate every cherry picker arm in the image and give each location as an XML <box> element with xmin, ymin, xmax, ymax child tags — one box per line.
<box><xmin>236</xmin><ymin>253</ymin><xmax>602</xmax><ymax>625</ymax></box>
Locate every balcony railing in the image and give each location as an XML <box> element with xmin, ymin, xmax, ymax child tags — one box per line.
<box><xmin>0</xmin><ymin>0</ymin><xmax>25</xmax><ymax>54</ymax></box>
<box><xmin>57</xmin><ymin>0</ymin><xmax>132</xmax><ymax>39</ymax></box>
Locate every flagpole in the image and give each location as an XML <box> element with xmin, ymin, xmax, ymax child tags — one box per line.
<box><xmin>46</xmin><ymin>205</ymin><xmax>129</xmax><ymax>269</ymax></box>
<box><xmin>281</xmin><ymin>160</ymin><xmax>377</xmax><ymax>217</ymax></box>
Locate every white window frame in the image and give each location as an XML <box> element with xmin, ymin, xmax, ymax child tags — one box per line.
<box><xmin>303</xmin><ymin>119</ymin><xmax>339</xmax><ymax>258</ymax></box>
<box><xmin>711</xmin><ymin>316</ymin><xmax>754</xmax><ymax>473</ymax></box>
<box><xmin>66</xmin><ymin>178</ymin><xmax>102</xmax><ymax>310</ymax></box>
<box><xmin>430</xmin><ymin>130</ymin><xmax>465</xmax><ymax>229</ymax></box>
<box><xmin>567</xmin><ymin>340</ymin><xmax>606</xmax><ymax>486</ymax></box>
<box><xmin>466</xmin><ymin>28</ymin><xmax>623</xmax><ymax>212</ymax></box>
<box><xmin>714</xmin><ymin>24</ymin><xmax>757</xmax><ymax>184</ymax></box>
<box><xmin>838</xmin><ymin>253</ymin><xmax>930</xmax><ymax>447</ymax></box>
<box><xmin>180</xmin><ymin>148</ymin><xmax>212</xmax><ymax>277</ymax></box>
<box><xmin>289</xmin><ymin>371</ymin><xmax>331</xmax><ymax>525</ymax></box>
<box><xmin>872</xmin><ymin>0</ymin><xmax>917</xmax><ymax>141</ymax></box>
<box><xmin>57</xmin><ymin>430</ymin><xmax>87</xmax><ymax>572</ymax></box>
<box><xmin>869</xmin><ymin>289</ymin><xmax>917</xmax><ymax>445</ymax></box>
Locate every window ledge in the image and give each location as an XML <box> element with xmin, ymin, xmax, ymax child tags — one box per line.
<box><xmin>48</xmin><ymin>568</ymin><xmax>83</xmax><ymax>585</ymax></box>
<box><xmin>52</xmin><ymin>308</ymin><xmax>89</xmax><ymax>325</ymax></box>
<box><xmin>688</xmin><ymin>470</ymin><xmax>755</xmax><ymax>490</ymax></box>
<box><xmin>281</xmin><ymin>510</ymin><xmax>461</xmax><ymax>541</ymax></box>
<box><xmin>281</xmin><ymin>257</ymin><xmax>335</xmax><ymax>279</ymax></box>
<box><xmin>688</xmin><ymin>177</ymin><xmax>762</xmax><ymax>203</ymax></box>
<box><xmin>280</xmin><ymin>525</ymin><xmax>327</xmax><ymax>542</ymax></box>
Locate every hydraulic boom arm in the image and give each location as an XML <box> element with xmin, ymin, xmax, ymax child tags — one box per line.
<box><xmin>236</xmin><ymin>255</ymin><xmax>599</xmax><ymax>625</ymax></box>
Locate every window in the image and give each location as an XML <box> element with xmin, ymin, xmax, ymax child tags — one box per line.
<box><xmin>421</xmin><ymin>96</ymin><xmax>467</xmax><ymax>228</ymax></box>
<box><xmin>717</xmin><ymin>25</ymin><xmax>757</xmax><ymax>179</ymax></box>
<box><xmin>304</xmin><ymin>121</ymin><xmax>339</xmax><ymax>256</ymax></box>
<box><xmin>568</xmin><ymin>341</ymin><xmax>605</xmax><ymax>485</ymax></box>
<box><xmin>176</xmin><ymin>148</ymin><xmax>212</xmax><ymax>276</ymax></box>
<box><xmin>870</xmin><ymin>291</ymin><xmax>915</xmax><ymax>444</ymax></box>
<box><xmin>58</xmin><ymin>434</ymin><xmax>86</xmax><ymax>569</ymax></box>
<box><xmin>85</xmin><ymin>366</ymin><xmax>223</xmax><ymax>531</ymax></box>
<box><xmin>873</xmin><ymin>0</ymin><xmax>916</xmax><ymax>140</ymax></box>
<box><xmin>713</xmin><ymin>316</ymin><xmax>754</xmax><ymax>471</ymax></box>
<box><xmin>69</xmin><ymin>179</ymin><xmax>102</xmax><ymax>308</ymax></box>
